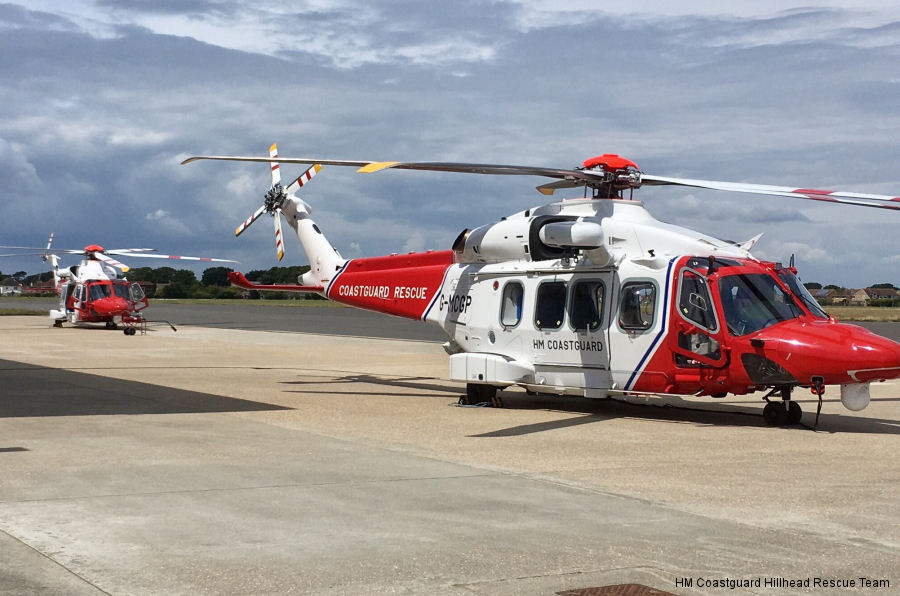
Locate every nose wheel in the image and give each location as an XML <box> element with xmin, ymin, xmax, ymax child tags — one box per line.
<box><xmin>762</xmin><ymin>387</ymin><xmax>803</xmax><ymax>426</ymax></box>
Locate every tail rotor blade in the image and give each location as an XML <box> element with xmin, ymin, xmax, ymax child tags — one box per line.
<box><xmin>285</xmin><ymin>164</ymin><xmax>322</xmax><ymax>194</ymax></box>
<box><xmin>236</xmin><ymin>204</ymin><xmax>267</xmax><ymax>237</ymax></box>
<box><xmin>269</xmin><ymin>143</ymin><xmax>281</xmax><ymax>188</ymax></box>
<box><xmin>45</xmin><ymin>231</ymin><xmax>54</xmax><ymax>252</ymax></box>
<box><xmin>273</xmin><ymin>210</ymin><xmax>285</xmax><ymax>262</ymax></box>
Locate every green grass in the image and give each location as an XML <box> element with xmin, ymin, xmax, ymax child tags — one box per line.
<box><xmin>0</xmin><ymin>308</ymin><xmax>46</xmax><ymax>316</ymax></box>
<box><xmin>825</xmin><ymin>305</ymin><xmax>900</xmax><ymax>322</ymax></box>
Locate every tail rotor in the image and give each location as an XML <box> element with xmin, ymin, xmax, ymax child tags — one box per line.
<box><xmin>233</xmin><ymin>142</ymin><xmax>322</xmax><ymax>262</ymax></box>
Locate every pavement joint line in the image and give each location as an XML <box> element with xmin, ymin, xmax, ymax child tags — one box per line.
<box><xmin>0</xmin><ymin>527</ymin><xmax>112</xmax><ymax>595</ymax></box>
<box><xmin>0</xmin><ymin>472</ymin><xmax>508</xmax><ymax>505</ymax></box>
<box><xmin>178</xmin><ymin>323</ymin><xmax>445</xmax><ymax>343</ymax></box>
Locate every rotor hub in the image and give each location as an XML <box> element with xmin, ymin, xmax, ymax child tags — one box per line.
<box><xmin>264</xmin><ymin>183</ymin><xmax>286</xmax><ymax>214</ymax></box>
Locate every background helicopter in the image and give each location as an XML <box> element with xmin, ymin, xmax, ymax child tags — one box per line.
<box><xmin>182</xmin><ymin>145</ymin><xmax>900</xmax><ymax>426</ymax></box>
<box><xmin>1</xmin><ymin>234</ymin><xmax>237</xmax><ymax>335</ymax></box>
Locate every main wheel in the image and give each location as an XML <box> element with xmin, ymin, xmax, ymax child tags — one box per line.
<box><xmin>461</xmin><ymin>383</ymin><xmax>497</xmax><ymax>405</ymax></box>
<box><xmin>763</xmin><ymin>401</ymin><xmax>789</xmax><ymax>426</ymax></box>
<box><xmin>787</xmin><ymin>401</ymin><xmax>802</xmax><ymax>424</ymax></box>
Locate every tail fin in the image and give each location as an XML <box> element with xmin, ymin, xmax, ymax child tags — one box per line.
<box><xmin>279</xmin><ymin>196</ymin><xmax>346</xmax><ymax>287</ymax></box>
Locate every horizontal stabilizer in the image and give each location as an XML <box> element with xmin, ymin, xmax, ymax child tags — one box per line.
<box><xmin>228</xmin><ymin>271</ymin><xmax>324</xmax><ymax>293</ymax></box>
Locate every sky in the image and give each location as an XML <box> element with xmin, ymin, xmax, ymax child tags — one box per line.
<box><xmin>1</xmin><ymin>0</ymin><xmax>898</xmax><ymax>287</ymax></box>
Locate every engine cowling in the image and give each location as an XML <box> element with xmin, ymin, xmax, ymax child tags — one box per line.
<box><xmin>538</xmin><ymin>221</ymin><xmax>604</xmax><ymax>249</ymax></box>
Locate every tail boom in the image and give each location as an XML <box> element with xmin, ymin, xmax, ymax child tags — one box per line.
<box><xmin>325</xmin><ymin>250</ymin><xmax>454</xmax><ymax>320</ymax></box>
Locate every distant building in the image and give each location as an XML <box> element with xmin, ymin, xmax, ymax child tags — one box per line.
<box><xmin>0</xmin><ymin>277</ymin><xmax>22</xmax><ymax>296</ymax></box>
<box><xmin>865</xmin><ymin>287</ymin><xmax>898</xmax><ymax>301</ymax></box>
<box><xmin>812</xmin><ymin>289</ymin><xmax>835</xmax><ymax>305</ymax></box>
<box><xmin>849</xmin><ymin>289</ymin><xmax>871</xmax><ymax>306</ymax></box>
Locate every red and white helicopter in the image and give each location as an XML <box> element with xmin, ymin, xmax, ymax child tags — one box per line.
<box><xmin>182</xmin><ymin>144</ymin><xmax>900</xmax><ymax>425</ymax></box>
<box><xmin>0</xmin><ymin>234</ymin><xmax>237</xmax><ymax>334</ymax></box>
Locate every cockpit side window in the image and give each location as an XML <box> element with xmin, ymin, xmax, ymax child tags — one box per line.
<box><xmin>678</xmin><ymin>269</ymin><xmax>717</xmax><ymax>332</ymax></box>
<box><xmin>535</xmin><ymin>281</ymin><xmax>566</xmax><ymax>330</ymax></box>
<box><xmin>618</xmin><ymin>281</ymin><xmax>656</xmax><ymax>331</ymax></box>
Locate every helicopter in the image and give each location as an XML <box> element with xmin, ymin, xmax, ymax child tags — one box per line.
<box><xmin>0</xmin><ymin>234</ymin><xmax>237</xmax><ymax>335</ymax></box>
<box><xmin>181</xmin><ymin>144</ymin><xmax>900</xmax><ymax>426</ymax></box>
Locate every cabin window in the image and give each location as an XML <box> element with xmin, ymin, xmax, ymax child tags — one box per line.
<box><xmin>569</xmin><ymin>280</ymin><xmax>604</xmax><ymax>331</ymax></box>
<box><xmin>535</xmin><ymin>281</ymin><xmax>566</xmax><ymax>330</ymax></box>
<box><xmin>677</xmin><ymin>269</ymin><xmax>717</xmax><ymax>332</ymax></box>
<box><xmin>500</xmin><ymin>281</ymin><xmax>524</xmax><ymax>327</ymax></box>
<box><xmin>618</xmin><ymin>281</ymin><xmax>656</xmax><ymax>331</ymax></box>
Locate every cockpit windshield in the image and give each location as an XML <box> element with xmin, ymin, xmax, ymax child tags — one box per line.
<box><xmin>777</xmin><ymin>270</ymin><xmax>829</xmax><ymax>319</ymax></box>
<box><xmin>89</xmin><ymin>283</ymin><xmax>112</xmax><ymax>301</ymax></box>
<box><xmin>112</xmin><ymin>282</ymin><xmax>131</xmax><ymax>299</ymax></box>
<box><xmin>718</xmin><ymin>273</ymin><xmax>804</xmax><ymax>336</ymax></box>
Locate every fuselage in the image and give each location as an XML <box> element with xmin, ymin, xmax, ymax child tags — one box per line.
<box><xmin>50</xmin><ymin>259</ymin><xmax>148</xmax><ymax>326</ymax></box>
<box><xmin>319</xmin><ymin>198</ymin><xmax>900</xmax><ymax>407</ymax></box>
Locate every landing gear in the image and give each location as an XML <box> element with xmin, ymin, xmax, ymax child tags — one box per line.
<box><xmin>763</xmin><ymin>401</ymin><xmax>789</xmax><ymax>426</ymax></box>
<box><xmin>460</xmin><ymin>383</ymin><xmax>503</xmax><ymax>407</ymax></box>
<box><xmin>105</xmin><ymin>321</ymin><xmax>118</xmax><ymax>329</ymax></box>
<box><xmin>762</xmin><ymin>386</ymin><xmax>802</xmax><ymax>426</ymax></box>
<box><xmin>53</xmin><ymin>320</ymin><xmax>63</xmax><ymax>328</ymax></box>
<box><xmin>123</xmin><ymin>327</ymin><xmax>136</xmax><ymax>336</ymax></box>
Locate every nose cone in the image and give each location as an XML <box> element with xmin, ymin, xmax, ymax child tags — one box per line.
<box><xmin>756</xmin><ymin>320</ymin><xmax>900</xmax><ymax>384</ymax></box>
<box><xmin>93</xmin><ymin>297</ymin><xmax>129</xmax><ymax>316</ymax></box>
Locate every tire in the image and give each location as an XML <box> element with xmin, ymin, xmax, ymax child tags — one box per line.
<box><xmin>462</xmin><ymin>383</ymin><xmax>497</xmax><ymax>405</ymax></box>
<box><xmin>763</xmin><ymin>401</ymin><xmax>788</xmax><ymax>426</ymax></box>
<box><xmin>787</xmin><ymin>401</ymin><xmax>802</xmax><ymax>424</ymax></box>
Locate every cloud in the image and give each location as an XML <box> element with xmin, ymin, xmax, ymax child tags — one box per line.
<box><xmin>1</xmin><ymin>1</ymin><xmax>898</xmax><ymax>286</ymax></box>
<box><xmin>145</xmin><ymin>208</ymin><xmax>191</xmax><ymax>235</ymax></box>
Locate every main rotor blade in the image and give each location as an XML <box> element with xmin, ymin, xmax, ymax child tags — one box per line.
<box><xmin>93</xmin><ymin>251</ymin><xmax>130</xmax><ymax>272</ymax></box>
<box><xmin>640</xmin><ymin>174</ymin><xmax>900</xmax><ymax>211</ymax></box>
<box><xmin>105</xmin><ymin>249</ymin><xmax>159</xmax><ymax>255</ymax></box>
<box><xmin>0</xmin><ymin>251</ymin><xmax>49</xmax><ymax>257</ymax></box>
<box><xmin>273</xmin><ymin>210</ymin><xmax>285</xmax><ymax>262</ymax></box>
<box><xmin>235</xmin><ymin>205</ymin><xmax>267</xmax><ymax>237</ymax></box>
<box><xmin>182</xmin><ymin>154</ymin><xmax>598</xmax><ymax>182</ymax></box>
<box><xmin>182</xmin><ymin>155</ymin><xmax>373</xmax><ymax>168</ymax></box>
<box><xmin>182</xmin><ymin>153</ymin><xmax>900</xmax><ymax>211</ymax></box>
<box><xmin>113</xmin><ymin>252</ymin><xmax>239</xmax><ymax>263</ymax></box>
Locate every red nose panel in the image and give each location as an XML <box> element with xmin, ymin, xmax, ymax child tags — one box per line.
<box><xmin>754</xmin><ymin>320</ymin><xmax>900</xmax><ymax>384</ymax></box>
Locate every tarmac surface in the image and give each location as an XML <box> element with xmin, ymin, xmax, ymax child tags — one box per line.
<box><xmin>1</xmin><ymin>305</ymin><xmax>898</xmax><ymax>595</ymax></box>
